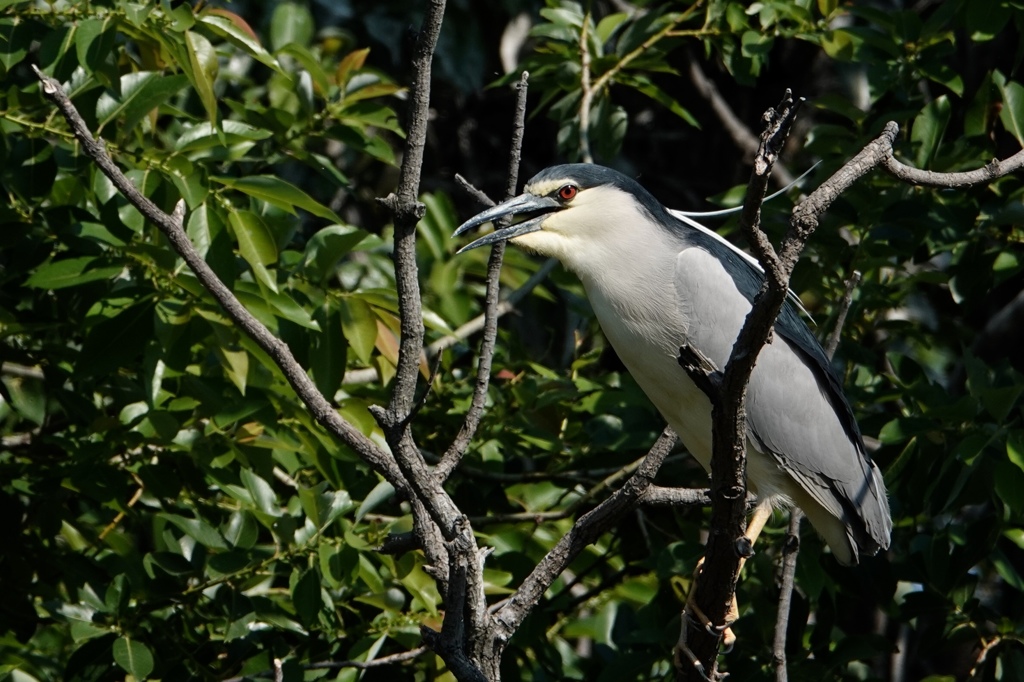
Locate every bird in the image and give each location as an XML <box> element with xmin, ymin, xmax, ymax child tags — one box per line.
<box><xmin>453</xmin><ymin>163</ymin><xmax>891</xmax><ymax>567</ymax></box>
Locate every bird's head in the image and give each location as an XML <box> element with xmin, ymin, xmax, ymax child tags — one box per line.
<box><xmin>453</xmin><ymin>164</ymin><xmax>670</xmax><ymax>270</ymax></box>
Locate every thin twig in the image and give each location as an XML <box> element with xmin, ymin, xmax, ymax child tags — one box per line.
<box><xmin>221</xmin><ymin>647</ymin><xmax>428</xmax><ymax>682</ymax></box>
<box><xmin>467</xmin><ymin>453</ymin><xmax>703</xmax><ymax>526</ymax></box>
<box><xmin>438</xmin><ymin>71</ymin><xmax>530</xmax><ymax>480</ymax></box>
<box><xmin>774</xmin><ymin>270</ymin><xmax>859</xmax><ymax>681</ymax></box>
<box><xmin>772</xmin><ymin>509</ymin><xmax>803</xmax><ymax>682</ymax></box>
<box><xmin>380</xmin><ymin>0</ymin><xmax>448</xmax><ymax>427</ymax></box>
<box><xmin>490</xmin><ymin>427</ymin><xmax>677</xmax><ymax>643</ymax></box>
<box><xmin>823</xmin><ymin>271</ymin><xmax>861</xmax><ymax>359</ymax></box>
<box><xmin>591</xmin><ymin>4</ymin><xmax>703</xmax><ymax>94</ymax></box>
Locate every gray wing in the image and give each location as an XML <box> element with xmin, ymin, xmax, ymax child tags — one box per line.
<box><xmin>674</xmin><ymin>235</ymin><xmax>891</xmax><ymax>558</ymax></box>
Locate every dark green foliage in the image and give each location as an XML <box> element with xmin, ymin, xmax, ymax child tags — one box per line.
<box><xmin>2</xmin><ymin>0</ymin><xmax>1024</xmax><ymax>680</ymax></box>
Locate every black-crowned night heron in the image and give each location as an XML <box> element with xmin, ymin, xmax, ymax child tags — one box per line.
<box><xmin>454</xmin><ymin>163</ymin><xmax>891</xmax><ymax>566</ymax></box>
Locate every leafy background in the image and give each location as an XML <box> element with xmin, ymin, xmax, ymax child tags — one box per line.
<box><xmin>2</xmin><ymin>0</ymin><xmax>1024</xmax><ymax>680</ymax></box>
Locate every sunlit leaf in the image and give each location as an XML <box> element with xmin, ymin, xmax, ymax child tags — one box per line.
<box><xmin>113</xmin><ymin>637</ymin><xmax>154</xmax><ymax>680</ymax></box>
<box><xmin>214</xmin><ymin>175</ymin><xmax>343</xmax><ymax>223</ymax></box>
<box><xmin>228</xmin><ymin>210</ymin><xmax>278</xmax><ymax>293</ymax></box>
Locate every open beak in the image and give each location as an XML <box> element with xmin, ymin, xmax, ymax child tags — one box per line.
<box><xmin>452</xmin><ymin>193</ymin><xmax>560</xmax><ymax>253</ymax></box>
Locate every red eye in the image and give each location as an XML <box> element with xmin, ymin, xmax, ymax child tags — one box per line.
<box><xmin>558</xmin><ymin>185</ymin><xmax>577</xmax><ymax>201</ymax></box>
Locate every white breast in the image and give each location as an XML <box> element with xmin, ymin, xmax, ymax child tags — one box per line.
<box><xmin>578</xmin><ymin>246</ymin><xmax>790</xmax><ymax>501</ymax></box>
<box><xmin>579</xmin><ymin>256</ymin><xmax>716</xmax><ymax>472</ymax></box>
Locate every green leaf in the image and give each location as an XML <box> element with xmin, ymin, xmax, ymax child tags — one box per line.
<box><xmin>266</xmin><ymin>289</ymin><xmax>321</xmax><ymax>330</ymax></box>
<box><xmin>310</xmin><ymin>304</ymin><xmax>346</xmax><ymax>400</ymax></box>
<box><xmin>292</xmin><ymin>568</ymin><xmax>322</xmax><ymax>627</ymax></box>
<box><xmin>340</xmin><ymin>296</ymin><xmax>378</xmax><ymax>364</ymax></box>
<box><xmin>113</xmin><ymin>637</ymin><xmax>154</xmax><ymax>680</ymax></box>
<box><xmin>184</xmin><ymin>30</ymin><xmax>219</xmax><ymax>125</ymax></box>
<box><xmin>336</xmin><ymin>47</ymin><xmax>369</xmax><ymax>89</ymax></box>
<box><xmin>992</xmin><ymin>547</ymin><xmax>1024</xmax><ymax>592</ymax></box>
<box><xmin>176</xmin><ymin>120</ymin><xmax>273</xmax><ymax>151</ymax></box>
<box><xmin>277</xmin><ymin>43</ymin><xmax>333</xmax><ymax>96</ymax></box>
<box><xmin>24</xmin><ymin>257</ymin><xmax>123</xmax><ymax>290</ymax></box>
<box><xmin>240</xmin><ymin>468</ymin><xmax>279</xmax><ymax>517</ymax></box>
<box><xmin>355</xmin><ymin>480</ymin><xmax>395</xmax><ymax>521</ymax></box>
<box><xmin>96</xmin><ymin>72</ymin><xmax>190</xmax><ymax>135</ymax></box>
<box><xmin>200</xmin><ymin>10</ymin><xmax>281</xmax><ymax>72</ymax></box>
<box><xmin>216</xmin><ymin>345</ymin><xmax>249</xmax><ymax>395</ymax></box>
<box><xmin>595</xmin><ymin>12</ymin><xmax>629</xmax><ymax>44</ymax></box>
<box><xmin>302</xmin><ymin>224</ymin><xmax>370</xmax><ymax>282</ymax></box>
<box><xmin>214</xmin><ymin>175</ymin><xmax>342</xmax><ymax>223</ymax></box>
<box><xmin>299</xmin><ymin>482</ymin><xmax>352</xmax><ymax>529</ymax></box>
<box><xmin>998</xmin><ymin>80</ymin><xmax>1024</xmax><ymax>145</ymax></box>
<box><xmin>966</xmin><ymin>0</ymin><xmax>1011</xmax><ymax>41</ymax></box>
<box><xmin>911</xmin><ymin>95</ymin><xmax>951</xmax><ymax>168</ymax></box>
<box><xmin>617</xmin><ymin>73</ymin><xmax>699</xmax><ymax>128</ymax></box>
<box><xmin>161</xmin><ymin>513</ymin><xmax>229</xmax><ymax>549</ymax></box>
<box><xmin>223</xmin><ymin>510</ymin><xmax>260</xmax><ymax>549</ymax></box>
<box><xmin>75</xmin><ymin>17</ymin><xmax>116</xmax><ymax>73</ymax></box>
<box><xmin>228</xmin><ymin>210</ymin><xmax>278</xmax><ymax>293</ymax></box>
<box><xmin>185</xmin><ymin>203</ymin><xmax>215</xmax><ymax>257</ymax></box>
<box><xmin>270</xmin><ymin>2</ymin><xmax>314</xmax><ymax>50</ymax></box>
<box><xmin>0</xmin><ymin>18</ymin><xmax>32</xmax><ymax>73</ymax></box>
<box><xmin>104</xmin><ymin>575</ymin><xmax>130</xmax><ymax>616</ymax></box>
<box><xmin>1008</xmin><ymin>431</ymin><xmax>1024</xmax><ymax>472</ymax></box>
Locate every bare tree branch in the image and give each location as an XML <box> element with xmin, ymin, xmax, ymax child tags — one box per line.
<box><xmin>772</xmin><ymin>509</ymin><xmax>803</xmax><ymax>682</ymax></box>
<box><xmin>678</xmin><ymin>91</ymin><xmax>802</xmax><ymax>682</ymax></box>
<box><xmin>489</xmin><ymin>427</ymin><xmax>677</xmax><ymax>645</ymax></box>
<box><xmin>379</xmin><ymin>0</ymin><xmax>447</xmax><ymax>428</ymax></box>
<box><xmin>641</xmin><ymin>486</ymin><xmax>713</xmax><ymax>506</ymax></box>
<box><xmin>775</xmin><ymin>270</ymin><xmax>860</xmax><ymax>682</ymax></box>
<box><xmin>222</xmin><ymin>647</ymin><xmax>429</xmax><ymax>682</ymax></box>
<box><xmin>438</xmin><ymin>71</ymin><xmax>530</xmax><ymax>480</ymax></box>
<box><xmin>883</xmin><ymin>147</ymin><xmax>1024</xmax><ymax>187</ymax></box>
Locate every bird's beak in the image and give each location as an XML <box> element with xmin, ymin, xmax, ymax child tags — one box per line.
<box><xmin>452</xmin><ymin>193</ymin><xmax>560</xmax><ymax>253</ymax></box>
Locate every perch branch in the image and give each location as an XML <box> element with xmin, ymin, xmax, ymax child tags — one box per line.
<box><xmin>379</xmin><ymin>0</ymin><xmax>447</xmax><ymax>427</ymax></box>
<box><xmin>677</xmin><ymin>90</ymin><xmax>801</xmax><ymax>682</ymax></box>
<box><xmin>490</xmin><ymin>427</ymin><xmax>677</xmax><ymax>644</ymax></box>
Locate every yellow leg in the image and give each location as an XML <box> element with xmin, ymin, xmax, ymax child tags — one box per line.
<box><xmin>675</xmin><ymin>500</ymin><xmax>776</xmax><ymax>670</ymax></box>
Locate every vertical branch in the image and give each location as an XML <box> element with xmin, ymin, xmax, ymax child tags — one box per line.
<box><xmin>774</xmin><ymin>270</ymin><xmax>860</xmax><ymax>682</ymax></box>
<box><xmin>772</xmin><ymin>509</ymin><xmax>803</xmax><ymax>682</ymax></box>
<box><xmin>679</xmin><ymin>116</ymin><xmax>903</xmax><ymax>680</ymax></box>
<box><xmin>823</xmin><ymin>271</ymin><xmax>862</xmax><ymax>360</ymax></box>
<box><xmin>381</xmin><ymin>0</ymin><xmax>447</xmax><ymax>425</ymax></box>
<box><xmin>437</xmin><ymin>71</ymin><xmax>530</xmax><ymax>481</ymax></box>
<box><xmin>678</xmin><ymin>92</ymin><xmax>800</xmax><ymax>682</ymax></box>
